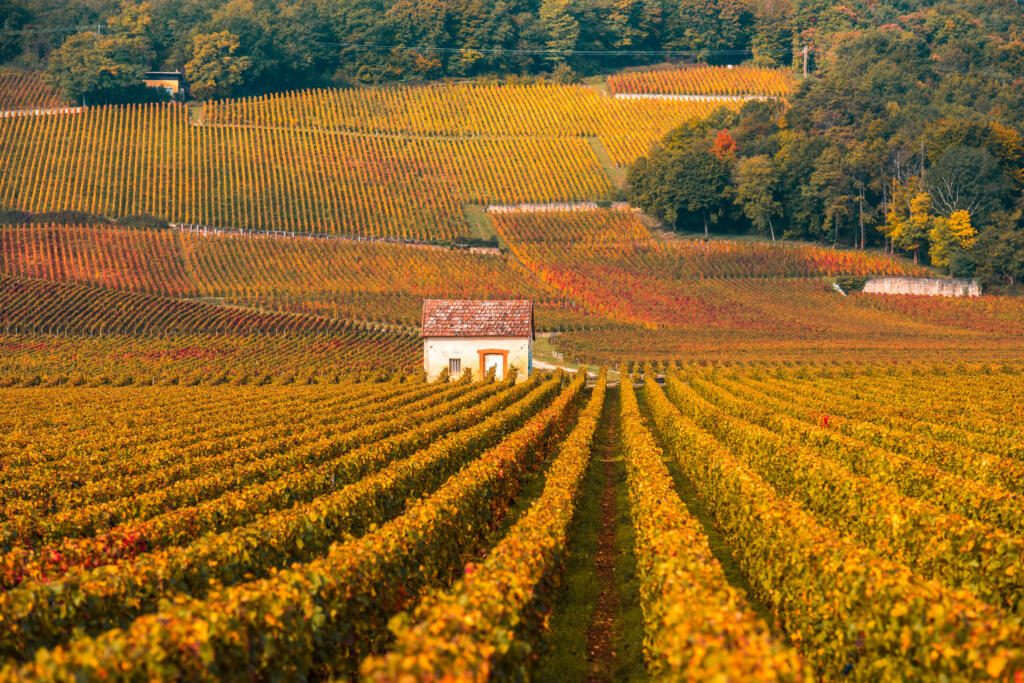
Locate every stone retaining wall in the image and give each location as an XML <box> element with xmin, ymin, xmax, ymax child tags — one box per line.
<box><xmin>862</xmin><ymin>277</ymin><xmax>981</xmax><ymax>297</ymax></box>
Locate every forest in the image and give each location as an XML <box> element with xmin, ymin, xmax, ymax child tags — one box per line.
<box><xmin>3</xmin><ymin>0</ymin><xmax>1017</xmax><ymax>97</ymax></box>
<box><xmin>1</xmin><ymin>0</ymin><xmax>1022</xmax><ymax>284</ymax></box>
<box><xmin>626</xmin><ymin>1</ymin><xmax>1024</xmax><ymax>287</ymax></box>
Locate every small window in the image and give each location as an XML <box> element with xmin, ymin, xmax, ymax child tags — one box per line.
<box><xmin>448</xmin><ymin>358</ymin><xmax>461</xmax><ymax>375</ymax></box>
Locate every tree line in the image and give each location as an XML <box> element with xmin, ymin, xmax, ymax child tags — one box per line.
<box><xmin>629</xmin><ymin>1</ymin><xmax>1024</xmax><ymax>289</ymax></box>
<box><xmin>0</xmin><ymin>0</ymin><xmax>970</xmax><ymax>102</ymax></box>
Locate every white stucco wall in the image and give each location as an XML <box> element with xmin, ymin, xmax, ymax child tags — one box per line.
<box><xmin>424</xmin><ymin>336</ymin><xmax>532</xmax><ymax>383</ymax></box>
<box><xmin>862</xmin><ymin>277</ymin><xmax>981</xmax><ymax>297</ymax></box>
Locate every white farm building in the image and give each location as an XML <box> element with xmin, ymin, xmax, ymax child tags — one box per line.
<box><xmin>421</xmin><ymin>299</ymin><xmax>534</xmax><ymax>383</ymax></box>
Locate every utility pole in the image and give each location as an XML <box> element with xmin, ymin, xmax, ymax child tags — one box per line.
<box><xmin>802</xmin><ymin>45</ymin><xmax>809</xmax><ymax>77</ymax></box>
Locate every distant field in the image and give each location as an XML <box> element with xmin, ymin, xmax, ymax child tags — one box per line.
<box><xmin>607</xmin><ymin>65</ymin><xmax>797</xmax><ymax>97</ymax></box>
<box><xmin>204</xmin><ymin>82</ymin><xmax>738</xmax><ymax>166</ymax></box>
<box><xmin>0</xmin><ymin>222</ymin><xmax>589</xmax><ymax>330</ymax></box>
<box><xmin>0</xmin><ymin>273</ymin><xmax>419</xmax><ymax>385</ymax></box>
<box><xmin>491</xmin><ymin>208</ymin><xmax>1024</xmax><ymax>361</ymax></box>
<box><xmin>0</xmin><ymin>80</ymin><xmax>750</xmax><ymax>240</ymax></box>
<box><xmin>0</xmin><ymin>331</ymin><xmax>420</xmax><ymax>386</ymax></box>
<box><xmin>0</xmin><ymin>70</ymin><xmax>66</xmax><ymax>111</ymax></box>
<box><xmin>5</xmin><ymin>211</ymin><xmax>1021</xmax><ymax>368</ymax></box>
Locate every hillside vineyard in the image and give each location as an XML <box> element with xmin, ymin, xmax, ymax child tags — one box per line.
<box><xmin>0</xmin><ymin>223</ymin><xmax>579</xmax><ymax>329</ymax></box>
<box><xmin>0</xmin><ymin>82</ymin><xmax>745</xmax><ymax>239</ymax></box>
<box><xmin>0</xmin><ymin>70</ymin><xmax>66</xmax><ymax>112</ymax></box>
<box><xmin>607</xmin><ymin>65</ymin><xmax>797</xmax><ymax>97</ymax></box>
<box><xmin>490</xmin><ymin>209</ymin><xmax>1024</xmax><ymax>360</ymax></box>
<box><xmin>3</xmin><ymin>211</ymin><xmax>1024</xmax><ymax>378</ymax></box>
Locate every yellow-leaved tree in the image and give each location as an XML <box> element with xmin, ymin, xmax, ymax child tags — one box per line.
<box><xmin>928</xmin><ymin>209</ymin><xmax>977</xmax><ymax>270</ymax></box>
<box><xmin>883</xmin><ymin>178</ymin><xmax>932</xmax><ymax>263</ymax></box>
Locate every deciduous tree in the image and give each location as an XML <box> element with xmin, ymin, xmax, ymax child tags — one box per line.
<box><xmin>734</xmin><ymin>155</ymin><xmax>781</xmax><ymax>241</ymax></box>
<box><xmin>185</xmin><ymin>31</ymin><xmax>251</xmax><ymax>100</ymax></box>
<box><xmin>539</xmin><ymin>0</ymin><xmax>579</xmax><ymax>65</ymax></box>
<box><xmin>45</xmin><ymin>31</ymin><xmax>151</xmax><ymax>104</ymax></box>
<box><xmin>928</xmin><ymin>209</ymin><xmax>976</xmax><ymax>271</ymax></box>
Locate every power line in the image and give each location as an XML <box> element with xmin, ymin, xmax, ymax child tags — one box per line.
<box><xmin>931</xmin><ymin>63</ymin><xmax>1018</xmax><ymax>80</ymax></box>
<box><xmin>313</xmin><ymin>41</ymin><xmax>755</xmax><ymax>57</ymax></box>
<box><xmin>0</xmin><ymin>26</ymin><xmax>96</xmax><ymax>36</ymax></box>
<box><xmin>0</xmin><ymin>26</ymin><xmax>764</xmax><ymax>58</ymax></box>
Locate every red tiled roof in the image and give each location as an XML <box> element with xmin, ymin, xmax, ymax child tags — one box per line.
<box><xmin>421</xmin><ymin>299</ymin><xmax>534</xmax><ymax>338</ymax></box>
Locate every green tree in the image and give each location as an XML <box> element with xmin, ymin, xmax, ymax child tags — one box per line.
<box><xmin>107</xmin><ymin>1</ymin><xmax>153</xmax><ymax>40</ymax></box>
<box><xmin>734</xmin><ymin>155</ymin><xmax>782</xmax><ymax>241</ymax></box>
<box><xmin>974</xmin><ymin>210</ymin><xmax>1024</xmax><ymax>288</ymax></box>
<box><xmin>0</xmin><ymin>0</ymin><xmax>31</xmax><ymax>62</ymax></box>
<box><xmin>629</xmin><ymin>135</ymin><xmax>730</xmax><ymax>237</ymax></box>
<box><xmin>667</xmin><ymin>0</ymin><xmax>752</xmax><ymax>57</ymax></box>
<box><xmin>606</xmin><ymin>0</ymin><xmax>662</xmax><ymax>50</ymax></box>
<box><xmin>808</xmin><ymin>144</ymin><xmax>856</xmax><ymax>247</ymax></box>
<box><xmin>926</xmin><ymin>145</ymin><xmax>1012</xmax><ymax>224</ymax></box>
<box><xmin>45</xmin><ymin>31</ymin><xmax>151</xmax><ymax>105</ymax></box>
<box><xmin>847</xmin><ymin>140</ymin><xmax>884</xmax><ymax>249</ymax></box>
<box><xmin>750</xmin><ymin>0</ymin><xmax>792</xmax><ymax>67</ymax></box>
<box><xmin>185</xmin><ymin>31</ymin><xmax>251</xmax><ymax>100</ymax></box>
<box><xmin>539</xmin><ymin>0</ymin><xmax>579</xmax><ymax>65</ymax></box>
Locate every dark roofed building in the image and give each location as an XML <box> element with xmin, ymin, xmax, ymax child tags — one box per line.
<box><xmin>143</xmin><ymin>71</ymin><xmax>186</xmax><ymax>97</ymax></box>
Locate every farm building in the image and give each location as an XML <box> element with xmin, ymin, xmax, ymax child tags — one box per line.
<box><xmin>422</xmin><ymin>299</ymin><xmax>533</xmax><ymax>383</ymax></box>
<box><xmin>143</xmin><ymin>71</ymin><xmax>185</xmax><ymax>97</ymax></box>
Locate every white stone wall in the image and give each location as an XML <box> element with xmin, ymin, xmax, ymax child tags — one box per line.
<box><xmin>862</xmin><ymin>277</ymin><xmax>981</xmax><ymax>297</ymax></box>
<box><xmin>613</xmin><ymin>93</ymin><xmax>774</xmax><ymax>102</ymax></box>
<box><xmin>424</xmin><ymin>336</ymin><xmax>532</xmax><ymax>383</ymax></box>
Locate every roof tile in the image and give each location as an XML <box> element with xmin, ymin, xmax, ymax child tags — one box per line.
<box><xmin>421</xmin><ymin>299</ymin><xmax>533</xmax><ymax>338</ymax></box>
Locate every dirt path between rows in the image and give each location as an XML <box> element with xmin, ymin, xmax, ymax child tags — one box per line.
<box><xmin>585</xmin><ymin>387</ymin><xmax>621</xmax><ymax>681</ymax></box>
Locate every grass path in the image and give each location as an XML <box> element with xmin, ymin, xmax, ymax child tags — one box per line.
<box><xmin>535</xmin><ymin>386</ymin><xmax>644</xmax><ymax>681</ymax></box>
<box><xmin>586</xmin><ymin>136</ymin><xmax>627</xmax><ymax>191</ymax></box>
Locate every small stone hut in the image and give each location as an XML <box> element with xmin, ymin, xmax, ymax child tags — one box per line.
<box><xmin>421</xmin><ymin>299</ymin><xmax>533</xmax><ymax>383</ymax></box>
